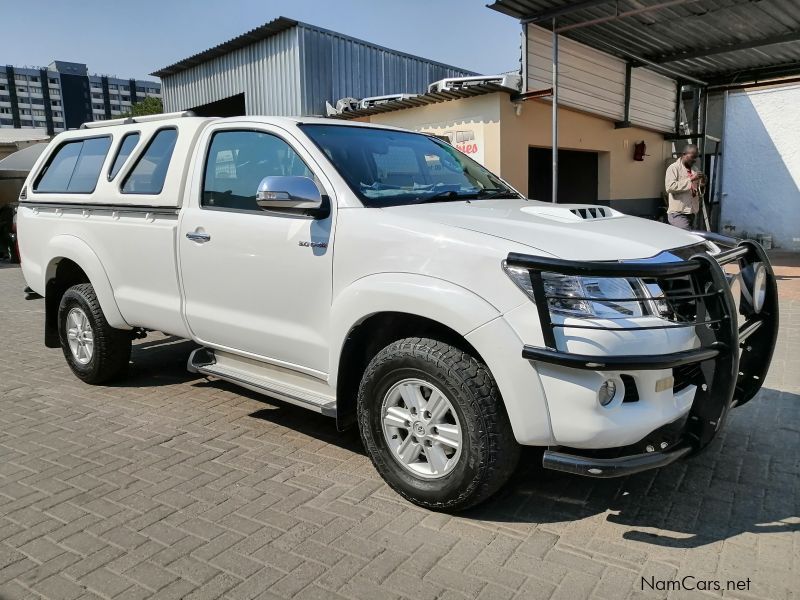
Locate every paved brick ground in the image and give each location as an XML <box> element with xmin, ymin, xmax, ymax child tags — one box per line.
<box><xmin>0</xmin><ymin>261</ymin><xmax>797</xmax><ymax>600</ymax></box>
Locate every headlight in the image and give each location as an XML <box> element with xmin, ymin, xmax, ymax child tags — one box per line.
<box><xmin>503</xmin><ymin>263</ymin><xmax>647</xmax><ymax>319</ymax></box>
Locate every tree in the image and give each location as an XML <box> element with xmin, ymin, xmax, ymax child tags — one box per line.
<box><xmin>120</xmin><ymin>96</ymin><xmax>163</xmax><ymax>118</ymax></box>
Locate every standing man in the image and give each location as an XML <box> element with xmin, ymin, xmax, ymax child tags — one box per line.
<box><xmin>665</xmin><ymin>144</ymin><xmax>704</xmax><ymax>230</ymax></box>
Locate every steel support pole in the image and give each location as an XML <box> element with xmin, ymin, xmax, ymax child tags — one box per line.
<box><xmin>552</xmin><ymin>18</ymin><xmax>559</xmax><ymax>203</ymax></box>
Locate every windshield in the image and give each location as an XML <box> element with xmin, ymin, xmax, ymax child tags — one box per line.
<box><xmin>299</xmin><ymin>124</ymin><xmax>522</xmax><ymax>207</ymax></box>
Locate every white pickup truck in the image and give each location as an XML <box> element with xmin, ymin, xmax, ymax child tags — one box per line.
<box><xmin>17</xmin><ymin>112</ymin><xmax>779</xmax><ymax>510</ymax></box>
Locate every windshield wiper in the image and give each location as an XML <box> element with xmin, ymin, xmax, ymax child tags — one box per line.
<box><xmin>416</xmin><ymin>190</ymin><xmax>470</xmax><ymax>203</ymax></box>
<box><xmin>415</xmin><ymin>188</ymin><xmax>520</xmax><ymax>204</ymax></box>
<box><xmin>473</xmin><ymin>188</ymin><xmax>520</xmax><ymax>200</ymax></box>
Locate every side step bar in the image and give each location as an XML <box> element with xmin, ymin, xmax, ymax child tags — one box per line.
<box><xmin>188</xmin><ymin>348</ymin><xmax>337</xmax><ymax>417</ymax></box>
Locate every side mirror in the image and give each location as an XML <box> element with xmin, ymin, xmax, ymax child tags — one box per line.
<box><xmin>256</xmin><ymin>176</ymin><xmax>328</xmax><ymax>218</ymax></box>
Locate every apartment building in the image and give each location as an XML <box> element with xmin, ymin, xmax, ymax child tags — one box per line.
<box><xmin>1</xmin><ymin>60</ymin><xmax>161</xmax><ymax>134</ymax></box>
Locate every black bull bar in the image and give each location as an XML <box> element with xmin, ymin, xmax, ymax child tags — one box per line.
<box><xmin>506</xmin><ymin>239</ymin><xmax>779</xmax><ymax>478</ymax></box>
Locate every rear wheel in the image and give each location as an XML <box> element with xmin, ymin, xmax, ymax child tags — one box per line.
<box><xmin>357</xmin><ymin>337</ymin><xmax>519</xmax><ymax>511</ymax></box>
<box><xmin>58</xmin><ymin>283</ymin><xmax>131</xmax><ymax>384</ymax></box>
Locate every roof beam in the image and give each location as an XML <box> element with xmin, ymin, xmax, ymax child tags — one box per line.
<box><xmin>648</xmin><ymin>32</ymin><xmax>800</xmax><ymax>64</ymax></box>
<box><xmin>555</xmin><ymin>0</ymin><xmax>698</xmax><ymax>33</ymax></box>
<box><xmin>706</xmin><ymin>61</ymin><xmax>800</xmax><ymax>86</ymax></box>
<box><xmin>519</xmin><ymin>0</ymin><xmax>613</xmax><ymax>24</ymax></box>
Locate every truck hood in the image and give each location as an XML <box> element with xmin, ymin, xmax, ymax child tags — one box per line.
<box><xmin>381</xmin><ymin>199</ymin><xmax>706</xmax><ymax>261</ymax></box>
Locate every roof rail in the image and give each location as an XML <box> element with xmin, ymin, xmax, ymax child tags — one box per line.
<box><xmin>80</xmin><ymin>110</ymin><xmax>196</xmax><ymax>129</ymax></box>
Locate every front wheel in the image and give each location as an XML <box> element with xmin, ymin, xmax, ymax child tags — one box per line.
<box><xmin>58</xmin><ymin>283</ymin><xmax>131</xmax><ymax>384</ymax></box>
<box><xmin>357</xmin><ymin>337</ymin><xmax>519</xmax><ymax>511</ymax></box>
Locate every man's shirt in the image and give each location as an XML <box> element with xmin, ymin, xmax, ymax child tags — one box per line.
<box><xmin>665</xmin><ymin>158</ymin><xmax>699</xmax><ymax>215</ymax></box>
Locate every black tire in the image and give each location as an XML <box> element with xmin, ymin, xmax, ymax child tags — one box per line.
<box><xmin>357</xmin><ymin>337</ymin><xmax>519</xmax><ymax>511</ymax></box>
<box><xmin>58</xmin><ymin>283</ymin><xmax>131</xmax><ymax>384</ymax></box>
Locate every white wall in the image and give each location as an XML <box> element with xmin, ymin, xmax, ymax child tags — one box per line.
<box><xmin>721</xmin><ymin>84</ymin><xmax>800</xmax><ymax>249</ymax></box>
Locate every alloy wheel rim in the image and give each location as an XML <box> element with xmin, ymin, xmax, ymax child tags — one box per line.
<box><xmin>66</xmin><ymin>308</ymin><xmax>94</xmax><ymax>365</ymax></box>
<box><xmin>380</xmin><ymin>378</ymin><xmax>463</xmax><ymax>479</ymax></box>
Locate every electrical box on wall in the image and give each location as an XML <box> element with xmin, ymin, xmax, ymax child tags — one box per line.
<box><xmin>633</xmin><ymin>141</ymin><xmax>647</xmax><ymax>161</ymax></box>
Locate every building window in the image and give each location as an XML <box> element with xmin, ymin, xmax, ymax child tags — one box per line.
<box><xmin>35</xmin><ymin>136</ymin><xmax>113</xmax><ymax>194</ymax></box>
<box><xmin>122</xmin><ymin>128</ymin><xmax>178</xmax><ymax>194</ymax></box>
<box><xmin>51</xmin><ymin>100</ymin><xmax>61</xmax><ymax>107</ymax></box>
<box><xmin>17</xmin><ymin>86</ymin><xmax>27</xmax><ymax>93</ymax></box>
<box><xmin>49</xmin><ymin>77</ymin><xmax>59</xmax><ymax>84</ymax></box>
<box><xmin>91</xmin><ymin>93</ymin><xmax>103</xmax><ymax>100</ymax></box>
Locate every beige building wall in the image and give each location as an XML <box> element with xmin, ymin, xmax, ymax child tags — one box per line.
<box><xmin>498</xmin><ymin>97</ymin><xmax>672</xmax><ymax>202</ymax></box>
<box><xmin>362</xmin><ymin>92</ymin><xmax>672</xmax><ymax>212</ymax></box>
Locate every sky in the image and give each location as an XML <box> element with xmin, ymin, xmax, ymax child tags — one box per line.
<box><xmin>1</xmin><ymin>0</ymin><xmax>522</xmax><ymax>82</ymax></box>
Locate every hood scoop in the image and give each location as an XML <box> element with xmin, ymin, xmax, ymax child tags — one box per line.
<box><xmin>520</xmin><ymin>204</ymin><xmax>618</xmax><ymax>223</ymax></box>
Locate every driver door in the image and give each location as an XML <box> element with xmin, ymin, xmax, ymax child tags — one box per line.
<box><xmin>178</xmin><ymin>123</ymin><xmax>334</xmax><ymax>377</ymax></box>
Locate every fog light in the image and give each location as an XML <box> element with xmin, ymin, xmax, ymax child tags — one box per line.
<box><xmin>598</xmin><ymin>379</ymin><xmax>617</xmax><ymax>406</ymax></box>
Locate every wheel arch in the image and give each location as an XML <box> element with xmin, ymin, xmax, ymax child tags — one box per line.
<box><xmin>42</xmin><ymin>236</ymin><xmax>129</xmax><ymax>347</ymax></box>
<box><xmin>330</xmin><ymin>273</ymin><xmax>501</xmax><ymax>431</ymax></box>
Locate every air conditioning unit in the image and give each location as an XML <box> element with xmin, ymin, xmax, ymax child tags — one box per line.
<box><xmin>325</xmin><ymin>97</ymin><xmax>359</xmax><ymax>116</ymax></box>
<box><xmin>357</xmin><ymin>94</ymin><xmax>417</xmax><ymax>109</ymax></box>
<box><xmin>428</xmin><ymin>74</ymin><xmax>521</xmax><ymax>94</ymax></box>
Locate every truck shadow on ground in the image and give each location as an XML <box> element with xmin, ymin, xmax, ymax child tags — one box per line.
<box><xmin>466</xmin><ymin>386</ymin><xmax>800</xmax><ymax>548</ymax></box>
<box><xmin>247</xmin><ymin>385</ymin><xmax>799</xmax><ymax>551</ymax></box>
<box><xmin>110</xmin><ymin>336</ymin><xmax>204</xmax><ymax>388</ymax></box>
<box><xmin>118</xmin><ymin>337</ymin><xmax>798</xmax><ymax>551</ymax></box>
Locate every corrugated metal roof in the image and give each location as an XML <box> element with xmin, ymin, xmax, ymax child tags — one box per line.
<box><xmin>329</xmin><ymin>83</ymin><xmax>530</xmax><ymax>120</ymax></box>
<box><xmin>152</xmin><ymin>17</ymin><xmax>298</xmax><ymax>77</ymax></box>
<box><xmin>488</xmin><ymin>0</ymin><xmax>800</xmax><ymax>84</ymax></box>
<box><xmin>152</xmin><ymin>16</ymin><xmax>476</xmax><ymax>79</ymax></box>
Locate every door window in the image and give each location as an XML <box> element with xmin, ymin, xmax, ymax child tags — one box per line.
<box><xmin>202</xmin><ymin>130</ymin><xmax>313</xmax><ymax>211</ymax></box>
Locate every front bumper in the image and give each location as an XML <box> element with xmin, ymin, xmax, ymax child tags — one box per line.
<box><xmin>506</xmin><ymin>238</ymin><xmax>779</xmax><ymax>478</ymax></box>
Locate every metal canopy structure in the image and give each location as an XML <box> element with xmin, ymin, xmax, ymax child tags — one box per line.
<box><xmin>488</xmin><ymin>0</ymin><xmax>800</xmax><ymax>85</ymax></box>
<box><xmin>489</xmin><ymin>0</ymin><xmax>800</xmax><ymax>210</ymax></box>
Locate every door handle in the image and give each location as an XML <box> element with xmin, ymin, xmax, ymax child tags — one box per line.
<box><xmin>186</xmin><ymin>231</ymin><xmax>211</xmax><ymax>243</ymax></box>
